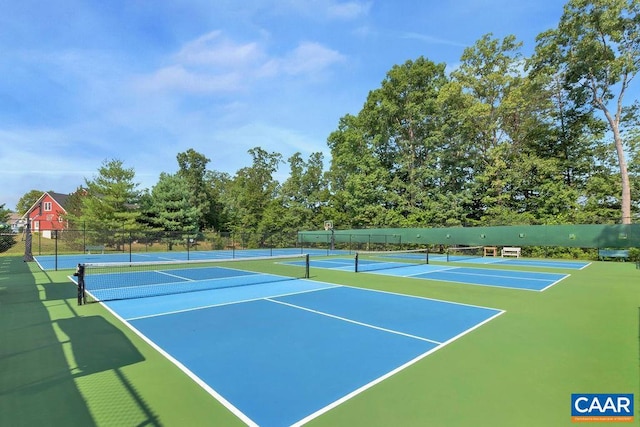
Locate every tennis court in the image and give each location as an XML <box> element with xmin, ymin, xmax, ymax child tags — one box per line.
<box><xmin>375</xmin><ymin>250</ymin><xmax>590</xmax><ymax>270</ymax></box>
<box><xmin>70</xmin><ymin>255</ymin><xmax>503</xmax><ymax>426</ymax></box>
<box><xmin>305</xmin><ymin>257</ymin><xmax>570</xmax><ymax>291</ymax></box>
<box><xmin>428</xmin><ymin>253</ymin><xmax>591</xmax><ymax>270</ymax></box>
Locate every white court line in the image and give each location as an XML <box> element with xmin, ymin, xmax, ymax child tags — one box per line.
<box><xmin>401</xmin><ymin>274</ymin><xmax>548</xmax><ymax>292</ymax></box>
<box><xmin>538</xmin><ymin>276</ymin><xmax>571</xmax><ymax>292</ymax></box>
<box><xmin>265</xmin><ymin>298</ymin><xmax>442</xmax><ymax>345</ymax></box>
<box><xmin>400</xmin><ymin>266</ymin><xmax>458</xmax><ymax>277</ymax></box>
<box><xmin>425</xmin><ymin>269</ymin><xmax>564</xmax><ymax>282</ymax></box>
<box><xmin>156</xmin><ymin>270</ymin><xmax>195</xmax><ymax>281</ymax></box>
<box><xmin>337</xmin><ymin>281</ymin><xmax>506</xmax><ymax>312</ymax></box>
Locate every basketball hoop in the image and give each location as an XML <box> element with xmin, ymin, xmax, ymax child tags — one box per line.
<box><xmin>324</xmin><ymin>220</ymin><xmax>335</xmax><ymax>251</ymax></box>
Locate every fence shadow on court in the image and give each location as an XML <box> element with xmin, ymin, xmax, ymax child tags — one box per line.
<box><xmin>0</xmin><ymin>256</ymin><xmax>160</xmax><ymax>426</ymax></box>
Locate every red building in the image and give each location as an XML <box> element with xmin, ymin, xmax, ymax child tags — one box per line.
<box><xmin>23</xmin><ymin>192</ymin><xmax>70</xmax><ymax>238</ymax></box>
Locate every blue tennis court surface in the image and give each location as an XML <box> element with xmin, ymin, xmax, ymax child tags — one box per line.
<box><xmin>377</xmin><ymin>265</ymin><xmax>568</xmax><ymax>291</ymax></box>
<box><xmin>305</xmin><ymin>258</ymin><xmax>569</xmax><ymax>291</ymax></box>
<box><xmin>437</xmin><ymin>255</ymin><xmax>590</xmax><ymax>270</ymax></box>
<box><xmin>379</xmin><ymin>252</ymin><xmax>590</xmax><ymax>270</ymax></box>
<box><xmin>82</xmin><ymin>266</ymin><xmax>298</xmax><ymax>302</ymax></box>
<box><xmin>492</xmin><ymin>258</ymin><xmax>590</xmax><ymax>269</ymax></box>
<box><xmin>94</xmin><ymin>273</ymin><xmax>503</xmax><ymax>426</ymax></box>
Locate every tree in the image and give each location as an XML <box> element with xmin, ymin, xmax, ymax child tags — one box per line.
<box><xmin>0</xmin><ymin>204</ymin><xmax>9</xmax><ymax>223</ymax></box>
<box><xmin>80</xmin><ymin>159</ymin><xmax>141</xmax><ymax>234</ymax></box>
<box><xmin>16</xmin><ymin>189</ymin><xmax>47</xmax><ymax>214</ymax></box>
<box><xmin>62</xmin><ymin>187</ymin><xmax>87</xmax><ymax>228</ymax></box>
<box><xmin>0</xmin><ymin>203</ymin><xmax>16</xmax><ymax>253</ymax></box>
<box><xmin>328</xmin><ymin>58</ymin><xmax>458</xmax><ymax>227</ymax></box>
<box><xmin>368</xmin><ymin>58</ymin><xmax>451</xmax><ymax>224</ymax></box>
<box><xmin>327</xmin><ymin>114</ymin><xmax>390</xmax><ymax>227</ymax></box>
<box><xmin>451</xmin><ymin>34</ymin><xmax>535</xmax><ymax>224</ymax></box>
<box><xmin>452</xmin><ymin>34</ymin><xmax>524</xmax><ymax>153</ymax></box>
<box><xmin>145</xmin><ymin>173</ymin><xmax>199</xmax><ymax>248</ymax></box>
<box><xmin>267</xmin><ymin>152</ymin><xmax>330</xmax><ymax>233</ymax></box>
<box><xmin>534</xmin><ymin>0</ymin><xmax>640</xmax><ymax>224</ymax></box>
<box><xmin>204</xmin><ymin>170</ymin><xmax>232</xmax><ymax>231</ymax></box>
<box><xmin>176</xmin><ymin>148</ymin><xmax>216</xmax><ymax>230</ymax></box>
<box><xmin>225</xmin><ymin>147</ymin><xmax>282</xmax><ymax>243</ymax></box>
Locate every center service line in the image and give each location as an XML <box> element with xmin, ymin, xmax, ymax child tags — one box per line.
<box><xmin>265</xmin><ymin>297</ymin><xmax>442</xmax><ymax>345</ymax></box>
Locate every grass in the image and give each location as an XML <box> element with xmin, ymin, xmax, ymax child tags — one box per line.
<box><xmin>0</xmin><ymin>252</ymin><xmax>638</xmax><ymax>426</ymax></box>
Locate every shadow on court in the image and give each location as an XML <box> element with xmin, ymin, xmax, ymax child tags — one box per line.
<box><xmin>0</xmin><ymin>257</ymin><xmax>159</xmax><ymax>427</ymax></box>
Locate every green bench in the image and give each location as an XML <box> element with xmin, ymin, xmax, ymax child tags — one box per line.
<box><xmin>84</xmin><ymin>245</ymin><xmax>105</xmax><ymax>254</ymax></box>
<box><xmin>597</xmin><ymin>249</ymin><xmax>629</xmax><ymax>261</ymax></box>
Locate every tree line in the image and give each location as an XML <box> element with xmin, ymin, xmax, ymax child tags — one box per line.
<box><xmin>11</xmin><ymin>0</ymin><xmax>640</xmax><ymax>235</ymax></box>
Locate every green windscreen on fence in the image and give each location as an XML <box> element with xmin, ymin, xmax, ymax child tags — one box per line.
<box><xmin>298</xmin><ymin>224</ymin><xmax>640</xmax><ymax>249</ymax></box>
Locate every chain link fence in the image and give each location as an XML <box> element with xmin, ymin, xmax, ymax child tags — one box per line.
<box><xmin>23</xmin><ymin>228</ymin><xmax>307</xmax><ymax>262</ymax></box>
<box><xmin>299</xmin><ymin>232</ymin><xmax>430</xmax><ymax>253</ymax></box>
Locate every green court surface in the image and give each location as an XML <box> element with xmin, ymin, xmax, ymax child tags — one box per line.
<box><xmin>1</xmin><ymin>254</ymin><xmax>638</xmax><ymax>426</ymax></box>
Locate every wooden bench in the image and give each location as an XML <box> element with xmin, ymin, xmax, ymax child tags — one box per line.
<box><xmin>501</xmin><ymin>247</ymin><xmax>521</xmax><ymax>258</ymax></box>
<box><xmin>598</xmin><ymin>249</ymin><xmax>629</xmax><ymax>261</ymax></box>
<box><xmin>84</xmin><ymin>245</ymin><xmax>105</xmax><ymax>254</ymax></box>
<box><xmin>483</xmin><ymin>246</ymin><xmax>497</xmax><ymax>257</ymax></box>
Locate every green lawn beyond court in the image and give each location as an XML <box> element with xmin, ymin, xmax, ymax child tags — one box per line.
<box><xmin>0</xmin><ymin>254</ymin><xmax>638</xmax><ymax>426</ymax></box>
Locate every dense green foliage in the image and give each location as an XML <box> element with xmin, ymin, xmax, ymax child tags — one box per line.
<box><xmin>0</xmin><ymin>203</ymin><xmax>15</xmax><ymax>253</ymax></box>
<box><xmin>141</xmin><ymin>173</ymin><xmax>199</xmax><ymax>234</ymax></box>
<box><xmin>533</xmin><ymin>0</ymin><xmax>640</xmax><ymax>224</ymax></box>
<box><xmin>0</xmin><ymin>204</ymin><xmax>9</xmax><ymax>224</ymax></box>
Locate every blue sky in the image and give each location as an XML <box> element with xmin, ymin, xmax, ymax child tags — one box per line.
<box><xmin>0</xmin><ymin>0</ymin><xmax>566</xmax><ymax>211</ymax></box>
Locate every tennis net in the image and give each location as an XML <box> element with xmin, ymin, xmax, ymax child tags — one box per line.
<box><xmin>446</xmin><ymin>246</ymin><xmax>484</xmax><ymax>262</ymax></box>
<box><xmin>74</xmin><ymin>253</ymin><xmax>310</xmax><ymax>304</ymax></box>
<box><xmin>354</xmin><ymin>248</ymin><xmax>429</xmax><ymax>273</ymax></box>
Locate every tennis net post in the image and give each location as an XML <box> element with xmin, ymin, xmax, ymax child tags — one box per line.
<box><xmin>73</xmin><ymin>263</ymin><xmax>86</xmax><ymax>306</ymax></box>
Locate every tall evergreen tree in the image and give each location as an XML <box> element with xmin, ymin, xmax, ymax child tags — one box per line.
<box><xmin>80</xmin><ymin>159</ymin><xmax>141</xmax><ymax>231</ymax></box>
<box><xmin>146</xmin><ymin>173</ymin><xmax>199</xmax><ymax>245</ymax></box>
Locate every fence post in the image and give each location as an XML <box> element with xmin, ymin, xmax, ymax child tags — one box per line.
<box><xmin>54</xmin><ymin>230</ymin><xmax>58</xmax><ymax>271</ymax></box>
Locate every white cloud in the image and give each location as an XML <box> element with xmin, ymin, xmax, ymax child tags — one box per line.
<box><xmin>175</xmin><ymin>31</ymin><xmax>265</xmax><ymax>67</ymax></box>
<box><xmin>327</xmin><ymin>1</ymin><xmax>372</xmax><ymax>20</ymax></box>
<box><xmin>134</xmin><ymin>31</ymin><xmax>346</xmax><ymax>94</ymax></box>
<box><xmin>140</xmin><ymin>64</ymin><xmax>244</xmax><ymax>93</ymax></box>
<box><xmin>276</xmin><ymin>0</ymin><xmax>371</xmax><ymax>21</ymax></box>
<box><xmin>280</xmin><ymin>42</ymin><xmax>346</xmax><ymax>76</ymax></box>
<box><xmin>401</xmin><ymin>32</ymin><xmax>469</xmax><ymax>48</ymax></box>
